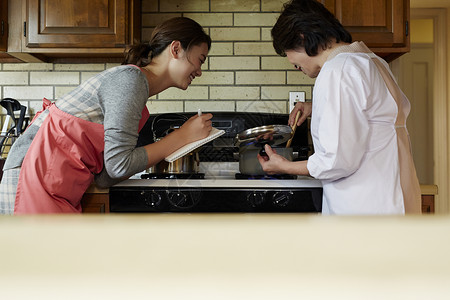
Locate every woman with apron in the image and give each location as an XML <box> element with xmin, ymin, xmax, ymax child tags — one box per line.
<box><xmin>258</xmin><ymin>0</ymin><xmax>421</xmax><ymax>214</ymax></box>
<box><xmin>0</xmin><ymin>17</ymin><xmax>213</xmax><ymax>214</ymax></box>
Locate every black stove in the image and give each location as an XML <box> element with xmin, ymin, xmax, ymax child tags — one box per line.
<box><xmin>109</xmin><ymin>112</ymin><xmax>322</xmax><ymax>213</ymax></box>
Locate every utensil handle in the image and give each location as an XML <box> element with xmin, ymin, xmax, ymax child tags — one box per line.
<box><xmin>286</xmin><ymin>111</ymin><xmax>301</xmax><ymax>148</ymax></box>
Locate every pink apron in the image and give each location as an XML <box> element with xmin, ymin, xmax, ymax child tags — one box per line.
<box><xmin>14</xmin><ymin>99</ymin><xmax>149</xmax><ymax>214</ymax></box>
<box><xmin>327</xmin><ymin>42</ymin><xmax>422</xmax><ymax>214</ymax></box>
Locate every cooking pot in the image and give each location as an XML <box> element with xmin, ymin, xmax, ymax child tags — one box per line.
<box><xmin>148</xmin><ymin>147</ymin><xmax>200</xmax><ymax>174</ymax></box>
<box><xmin>235</xmin><ymin>124</ymin><xmax>295</xmax><ymax>175</ymax></box>
<box><xmin>238</xmin><ymin>146</ymin><xmax>294</xmax><ymax>175</ymax></box>
<box><xmin>148</xmin><ymin>113</ymin><xmax>200</xmax><ymax>174</ymax></box>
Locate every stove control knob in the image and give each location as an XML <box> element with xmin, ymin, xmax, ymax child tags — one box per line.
<box><xmin>247</xmin><ymin>192</ymin><xmax>266</xmax><ymax>208</ymax></box>
<box><xmin>168</xmin><ymin>192</ymin><xmax>192</xmax><ymax>209</ymax></box>
<box><xmin>141</xmin><ymin>191</ymin><xmax>162</xmax><ymax>207</ymax></box>
<box><xmin>272</xmin><ymin>191</ymin><xmax>293</xmax><ymax>207</ymax></box>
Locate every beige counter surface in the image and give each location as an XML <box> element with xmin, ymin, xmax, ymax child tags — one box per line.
<box><xmin>1</xmin><ymin>214</ymin><xmax>450</xmax><ymax>299</ymax></box>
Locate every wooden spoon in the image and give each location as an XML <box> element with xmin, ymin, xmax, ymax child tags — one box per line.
<box><xmin>286</xmin><ymin>110</ymin><xmax>301</xmax><ymax>148</ymax></box>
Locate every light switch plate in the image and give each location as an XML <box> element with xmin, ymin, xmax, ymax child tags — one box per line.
<box><xmin>289</xmin><ymin>91</ymin><xmax>306</xmax><ymax>112</ymax></box>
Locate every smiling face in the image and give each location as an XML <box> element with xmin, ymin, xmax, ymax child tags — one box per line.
<box><xmin>285</xmin><ymin>48</ymin><xmax>322</xmax><ymax>78</ymax></box>
<box><xmin>171</xmin><ymin>42</ymin><xmax>208</xmax><ymax>90</ymax></box>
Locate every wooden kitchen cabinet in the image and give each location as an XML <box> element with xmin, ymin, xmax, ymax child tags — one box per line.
<box><xmin>81</xmin><ymin>193</ymin><xmax>110</xmax><ymax>213</ymax></box>
<box><xmin>320</xmin><ymin>0</ymin><xmax>409</xmax><ymax>61</ymax></box>
<box><xmin>0</xmin><ymin>0</ymin><xmax>7</xmax><ymax>52</ymax></box>
<box><xmin>5</xmin><ymin>0</ymin><xmax>141</xmax><ymax>63</ymax></box>
<box><xmin>420</xmin><ymin>185</ymin><xmax>438</xmax><ymax>214</ymax></box>
<box><xmin>0</xmin><ymin>0</ymin><xmax>22</xmax><ymax>62</ymax></box>
<box><xmin>421</xmin><ymin>195</ymin><xmax>434</xmax><ymax>213</ymax></box>
<box><xmin>81</xmin><ymin>184</ymin><xmax>110</xmax><ymax>213</ymax></box>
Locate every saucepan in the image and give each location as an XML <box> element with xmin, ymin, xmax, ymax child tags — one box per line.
<box><xmin>235</xmin><ymin>124</ymin><xmax>294</xmax><ymax>175</ymax></box>
<box><xmin>148</xmin><ymin>145</ymin><xmax>200</xmax><ymax>174</ymax></box>
<box><xmin>147</xmin><ymin>113</ymin><xmax>200</xmax><ymax>174</ymax></box>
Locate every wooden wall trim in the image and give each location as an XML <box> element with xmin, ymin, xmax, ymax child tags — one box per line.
<box><xmin>411</xmin><ymin>8</ymin><xmax>449</xmax><ymax>213</ymax></box>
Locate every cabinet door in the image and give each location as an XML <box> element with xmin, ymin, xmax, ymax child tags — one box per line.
<box><xmin>0</xmin><ymin>0</ymin><xmax>7</xmax><ymax>52</ymax></box>
<box><xmin>421</xmin><ymin>195</ymin><xmax>435</xmax><ymax>213</ymax></box>
<box><xmin>81</xmin><ymin>193</ymin><xmax>110</xmax><ymax>213</ymax></box>
<box><xmin>320</xmin><ymin>0</ymin><xmax>408</xmax><ymax>48</ymax></box>
<box><xmin>26</xmin><ymin>0</ymin><xmax>130</xmax><ymax>48</ymax></box>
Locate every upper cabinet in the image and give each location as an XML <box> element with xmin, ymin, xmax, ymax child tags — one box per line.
<box><xmin>26</xmin><ymin>0</ymin><xmax>134</xmax><ymax>48</ymax></box>
<box><xmin>5</xmin><ymin>0</ymin><xmax>141</xmax><ymax>63</ymax></box>
<box><xmin>321</xmin><ymin>0</ymin><xmax>409</xmax><ymax>62</ymax></box>
<box><xmin>0</xmin><ymin>0</ymin><xmax>20</xmax><ymax>62</ymax></box>
<box><xmin>0</xmin><ymin>0</ymin><xmax>7</xmax><ymax>52</ymax></box>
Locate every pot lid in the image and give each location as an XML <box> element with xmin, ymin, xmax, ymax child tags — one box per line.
<box><xmin>234</xmin><ymin>124</ymin><xmax>292</xmax><ymax>148</ymax></box>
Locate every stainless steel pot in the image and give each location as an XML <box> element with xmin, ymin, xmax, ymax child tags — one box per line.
<box><xmin>239</xmin><ymin>146</ymin><xmax>293</xmax><ymax>175</ymax></box>
<box><xmin>235</xmin><ymin>124</ymin><xmax>294</xmax><ymax>175</ymax></box>
<box><xmin>150</xmin><ymin>113</ymin><xmax>200</xmax><ymax>174</ymax></box>
<box><xmin>148</xmin><ymin>149</ymin><xmax>200</xmax><ymax>174</ymax></box>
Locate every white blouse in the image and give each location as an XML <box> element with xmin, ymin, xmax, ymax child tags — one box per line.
<box><xmin>307</xmin><ymin>52</ymin><xmax>405</xmax><ymax>215</ymax></box>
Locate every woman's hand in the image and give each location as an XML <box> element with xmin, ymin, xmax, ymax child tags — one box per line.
<box><xmin>179</xmin><ymin>113</ymin><xmax>213</xmax><ymax>143</ymax></box>
<box><xmin>257</xmin><ymin>144</ymin><xmax>291</xmax><ymax>175</ymax></box>
<box><xmin>289</xmin><ymin>101</ymin><xmax>312</xmax><ymax>127</ymax></box>
<box><xmin>143</xmin><ymin>113</ymin><xmax>213</xmax><ymax>168</ymax></box>
<box><xmin>257</xmin><ymin>144</ymin><xmax>310</xmax><ymax>176</ymax></box>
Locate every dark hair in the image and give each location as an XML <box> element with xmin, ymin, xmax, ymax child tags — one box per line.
<box><xmin>123</xmin><ymin>17</ymin><xmax>212</xmax><ymax>67</ymax></box>
<box><xmin>271</xmin><ymin>0</ymin><xmax>352</xmax><ymax>57</ymax></box>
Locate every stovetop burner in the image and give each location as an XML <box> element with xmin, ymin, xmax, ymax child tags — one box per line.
<box><xmin>141</xmin><ymin>173</ymin><xmax>205</xmax><ymax>179</ymax></box>
<box><xmin>235</xmin><ymin>173</ymin><xmax>297</xmax><ymax>180</ymax></box>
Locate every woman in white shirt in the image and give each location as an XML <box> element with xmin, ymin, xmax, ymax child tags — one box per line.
<box><xmin>258</xmin><ymin>0</ymin><xmax>421</xmax><ymax>215</ymax></box>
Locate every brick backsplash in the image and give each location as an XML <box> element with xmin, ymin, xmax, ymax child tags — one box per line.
<box><xmin>0</xmin><ymin>0</ymin><xmax>315</xmax><ymax>120</ymax></box>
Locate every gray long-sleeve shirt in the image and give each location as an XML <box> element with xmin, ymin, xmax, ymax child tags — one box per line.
<box><xmin>4</xmin><ymin>65</ymin><xmax>150</xmax><ymax>188</ymax></box>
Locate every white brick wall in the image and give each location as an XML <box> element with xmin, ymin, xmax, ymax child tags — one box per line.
<box><xmin>1</xmin><ymin>0</ymin><xmax>315</xmax><ymax>117</ymax></box>
<box><xmin>261</xmin><ymin>0</ymin><xmax>285</xmax><ymax>12</ymax></box>
<box><xmin>30</xmin><ymin>72</ymin><xmax>79</xmax><ymax>85</ymax></box>
<box><xmin>210</xmin><ymin>86</ymin><xmax>260</xmax><ymax>100</ymax></box>
<box><xmin>210</xmin><ymin>57</ymin><xmax>260</xmax><ymax>70</ymax></box>
<box><xmin>161</xmin><ymin>0</ymin><xmax>209</xmax><ymax>12</ymax></box>
<box><xmin>184</xmin><ymin>13</ymin><xmax>233</xmax><ymax>26</ymax></box>
<box><xmin>211</xmin><ymin>0</ymin><xmax>260</xmax><ymax>12</ymax></box>
<box><xmin>210</xmin><ymin>28</ymin><xmax>261</xmax><ymax>41</ymax></box>
<box><xmin>0</xmin><ymin>72</ymin><xmax>28</xmax><ymax>85</ymax></box>
<box><xmin>234</xmin><ymin>13</ymin><xmax>279</xmax><ymax>26</ymax></box>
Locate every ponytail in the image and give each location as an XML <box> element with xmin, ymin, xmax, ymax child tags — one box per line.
<box><xmin>122</xmin><ymin>43</ymin><xmax>153</xmax><ymax>67</ymax></box>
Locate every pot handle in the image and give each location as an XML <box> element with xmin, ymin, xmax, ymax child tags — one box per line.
<box><xmin>258</xmin><ymin>147</ymin><xmax>268</xmax><ymax>157</ymax></box>
<box><xmin>195</xmin><ymin>151</ymin><xmax>200</xmax><ymax>166</ymax></box>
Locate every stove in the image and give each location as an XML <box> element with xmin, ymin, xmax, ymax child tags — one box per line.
<box><xmin>141</xmin><ymin>173</ymin><xmax>205</xmax><ymax>179</ymax></box>
<box><xmin>109</xmin><ymin>112</ymin><xmax>322</xmax><ymax>213</ymax></box>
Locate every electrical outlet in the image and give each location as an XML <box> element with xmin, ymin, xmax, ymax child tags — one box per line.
<box><xmin>289</xmin><ymin>91</ymin><xmax>306</xmax><ymax>112</ymax></box>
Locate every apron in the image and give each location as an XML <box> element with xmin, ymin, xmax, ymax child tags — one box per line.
<box><xmin>14</xmin><ymin>99</ymin><xmax>149</xmax><ymax>214</ymax></box>
<box><xmin>327</xmin><ymin>42</ymin><xmax>422</xmax><ymax>214</ymax></box>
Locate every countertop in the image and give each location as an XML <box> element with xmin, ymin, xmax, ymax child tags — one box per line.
<box><xmin>1</xmin><ymin>214</ymin><xmax>449</xmax><ymax>299</ymax></box>
<box><xmin>85</xmin><ymin>182</ymin><xmax>439</xmax><ymax>195</ymax></box>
